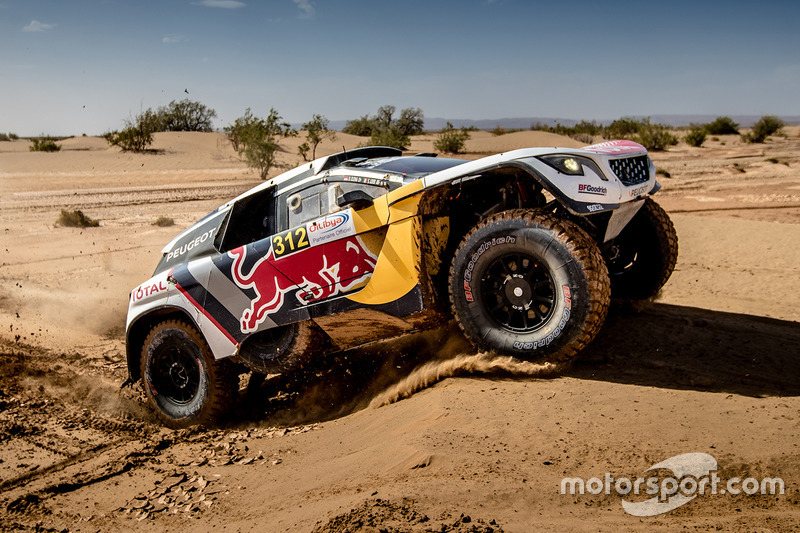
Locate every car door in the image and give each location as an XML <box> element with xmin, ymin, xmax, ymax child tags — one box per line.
<box><xmin>274</xmin><ymin>180</ymin><xmax>385</xmax><ymax>306</ymax></box>
<box><xmin>204</xmin><ymin>187</ymin><xmax>302</xmax><ymax>338</ymax></box>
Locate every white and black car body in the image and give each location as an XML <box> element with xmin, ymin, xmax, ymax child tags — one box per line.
<box><xmin>126</xmin><ymin>140</ymin><xmax>677</xmax><ymax>426</ymax></box>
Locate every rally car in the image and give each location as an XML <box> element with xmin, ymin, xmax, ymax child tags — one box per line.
<box><xmin>126</xmin><ymin>141</ymin><xmax>678</xmax><ymax>427</ymax></box>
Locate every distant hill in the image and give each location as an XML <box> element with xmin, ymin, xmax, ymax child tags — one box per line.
<box><xmin>320</xmin><ymin>114</ymin><xmax>800</xmax><ymax>132</ymax></box>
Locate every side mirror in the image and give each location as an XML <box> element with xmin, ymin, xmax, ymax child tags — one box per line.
<box><xmin>336</xmin><ymin>190</ymin><xmax>374</xmax><ymax>210</ymax></box>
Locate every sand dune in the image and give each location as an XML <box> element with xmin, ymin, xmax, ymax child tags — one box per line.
<box><xmin>1</xmin><ymin>129</ymin><xmax>799</xmax><ymax>532</ymax></box>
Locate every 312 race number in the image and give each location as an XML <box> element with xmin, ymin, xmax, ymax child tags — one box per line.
<box><xmin>272</xmin><ymin>227</ymin><xmax>310</xmax><ymax>258</ymax></box>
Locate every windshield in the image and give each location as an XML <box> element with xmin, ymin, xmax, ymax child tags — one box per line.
<box><xmin>356</xmin><ymin>156</ymin><xmax>469</xmax><ymax>178</ymax></box>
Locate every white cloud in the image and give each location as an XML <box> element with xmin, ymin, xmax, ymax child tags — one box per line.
<box><xmin>292</xmin><ymin>0</ymin><xmax>315</xmax><ymax>18</ymax></box>
<box><xmin>195</xmin><ymin>0</ymin><xmax>246</xmax><ymax>8</ymax></box>
<box><xmin>23</xmin><ymin>20</ymin><xmax>55</xmax><ymax>32</ymax></box>
<box><xmin>162</xmin><ymin>35</ymin><xmax>188</xmax><ymax>43</ymax></box>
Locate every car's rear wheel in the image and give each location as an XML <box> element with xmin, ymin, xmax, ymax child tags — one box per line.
<box><xmin>140</xmin><ymin>320</ymin><xmax>237</xmax><ymax>428</ymax></box>
<box><xmin>237</xmin><ymin>320</ymin><xmax>325</xmax><ymax>374</ymax></box>
<box><xmin>449</xmin><ymin>209</ymin><xmax>610</xmax><ymax>363</ymax></box>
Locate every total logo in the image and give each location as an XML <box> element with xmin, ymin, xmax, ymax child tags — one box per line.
<box><xmin>578</xmin><ymin>184</ymin><xmax>607</xmax><ymax>196</ymax></box>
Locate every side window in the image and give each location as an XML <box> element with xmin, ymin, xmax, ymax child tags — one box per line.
<box><xmin>286</xmin><ymin>183</ymin><xmax>329</xmax><ymax>228</ymax></box>
<box><xmin>215</xmin><ymin>187</ymin><xmax>276</xmax><ymax>252</ymax></box>
<box><xmin>330</xmin><ymin>182</ymin><xmax>389</xmax><ymax>204</ymax></box>
<box><xmin>283</xmin><ymin>179</ymin><xmax>390</xmax><ymax>229</ymax></box>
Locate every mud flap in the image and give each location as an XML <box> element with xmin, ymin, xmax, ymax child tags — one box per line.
<box><xmin>604</xmin><ymin>199</ymin><xmax>645</xmax><ymax>242</ymax></box>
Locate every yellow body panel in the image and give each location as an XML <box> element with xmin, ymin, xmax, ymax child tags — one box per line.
<box><xmin>350</xmin><ymin>180</ymin><xmax>424</xmax><ymax>233</ymax></box>
<box><xmin>352</xmin><ymin>195</ymin><xmax>389</xmax><ymax>233</ymax></box>
<box><xmin>348</xmin><ymin>212</ymin><xmax>422</xmax><ymax>305</ymax></box>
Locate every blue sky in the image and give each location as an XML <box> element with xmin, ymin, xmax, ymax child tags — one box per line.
<box><xmin>2</xmin><ymin>0</ymin><xmax>799</xmax><ymax>136</ymax></box>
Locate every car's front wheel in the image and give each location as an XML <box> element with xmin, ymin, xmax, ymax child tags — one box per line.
<box><xmin>140</xmin><ymin>320</ymin><xmax>237</xmax><ymax>428</ymax></box>
<box><xmin>603</xmin><ymin>198</ymin><xmax>678</xmax><ymax>301</ymax></box>
<box><xmin>449</xmin><ymin>210</ymin><xmax>610</xmax><ymax>363</ymax></box>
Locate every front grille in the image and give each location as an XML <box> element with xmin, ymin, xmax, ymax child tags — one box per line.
<box><xmin>609</xmin><ymin>155</ymin><xmax>650</xmax><ymax>185</ymax></box>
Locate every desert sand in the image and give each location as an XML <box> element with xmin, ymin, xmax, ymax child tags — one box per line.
<box><xmin>1</xmin><ymin>128</ymin><xmax>799</xmax><ymax>532</ymax></box>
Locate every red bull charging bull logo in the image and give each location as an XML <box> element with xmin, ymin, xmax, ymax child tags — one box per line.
<box><xmin>228</xmin><ymin>235</ymin><xmax>377</xmax><ymax>334</ymax></box>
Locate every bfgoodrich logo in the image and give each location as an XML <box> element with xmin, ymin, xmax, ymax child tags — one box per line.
<box><xmin>577</xmin><ymin>183</ymin><xmax>607</xmax><ymax>195</ymax></box>
<box><xmin>560</xmin><ymin>453</ymin><xmax>785</xmax><ymax>517</ymax></box>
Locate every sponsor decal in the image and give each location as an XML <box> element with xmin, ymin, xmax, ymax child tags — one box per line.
<box><xmin>513</xmin><ymin>285</ymin><xmax>572</xmax><ymax>350</ymax></box>
<box><xmin>165</xmin><ymin>228</ymin><xmax>216</xmax><ymax>262</ymax></box>
<box><xmin>132</xmin><ymin>280</ymin><xmax>169</xmax><ymax>302</ymax></box>
<box><xmin>586</xmin><ymin>203</ymin><xmax>604</xmax><ymax>212</ymax></box>
<box><xmin>306</xmin><ymin>210</ymin><xmax>357</xmax><ymax>247</ymax></box>
<box><xmin>578</xmin><ymin>184</ymin><xmax>607</xmax><ymax>196</ymax></box>
<box><xmin>629</xmin><ymin>184</ymin><xmax>648</xmax><ymax>198</ymax></box>
<box><xmin>343</xmin><ymin>176</ymin><xmax>390</xmax><ymax>187</ymax></box>
<box><xmin>270</xmin><ymin>211</ymin><xmax>358</xmax><ymax>258</ymax></box>
<box><xmin>228</xmin><ymin>236</ymin><xmax>377</xmax><ymax>334</ymax></box>
<box><xmin>582</xmin><ymin>140</ymin><xmax>646</xmax><ymax>155</ymax></box>
<box><xmin>463</xmin><ymin>236</ymin><xmax>516</xmax><ymax>301</ymax></box>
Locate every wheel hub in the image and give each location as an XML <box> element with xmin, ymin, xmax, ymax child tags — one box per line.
<box><xmin>480</xmin><ymin>252</ymin><xmax>556</xmax><ymax>333</ymax></box>
<box><xmin>150</xmin><ymin>342</ymin><xmax>201</xmax><ymax>404</ymax></box>
<box><xmin>169</xmin><ymin>361</ymin><xmax>190</xmax><ymax>389</ymax></box>
<box><xmin>503</xmin><ymin>274</ymin><xmax>532</xmax><ymax>309</ymax></box>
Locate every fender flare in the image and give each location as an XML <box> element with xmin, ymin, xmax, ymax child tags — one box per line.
<box><xmin>125</xmin><ymin>305</ymin><xmax>202</xmax><ymax>383</ymax></box>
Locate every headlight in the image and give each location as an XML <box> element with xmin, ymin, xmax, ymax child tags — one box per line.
<box><xmin>537</xmin><ymin>154</ymin><xmax>606</xmax><ymax>180</ymax></box>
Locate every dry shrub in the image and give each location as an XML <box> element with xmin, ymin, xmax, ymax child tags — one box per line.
<box><xmin>56</xmin><ymin>209</ymin><xmax>99</xmax><ymax>228</ymax></box>
<box><xmin>153</xmin><ymin>216</ymin><xmax>175</xmax><ymax>227</ymax></box>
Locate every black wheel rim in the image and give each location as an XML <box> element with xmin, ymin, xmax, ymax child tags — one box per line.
<box><xmin>605</xmin><ymin>236</ymin><xmax>640</xmax><ymax>277</ymax></box>
<box><xmin>480</xmin><ymin>252</ymin><xmax>555</xmax><ymax>332</ymax></box>
<box><xmin>150</xmin><ymin>339</ymin><xmax>201</xmax><ymax>404</ymax></box>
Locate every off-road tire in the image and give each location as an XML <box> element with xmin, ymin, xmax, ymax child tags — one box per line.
<box><xmin>140</xmin><ymin>320</ymin><xmax>237</xmax><ymax>428</ymax></box>
<box><xmin>449</xmin><ymin>209</ymin><xmax>610</xmax><ymax>363</ymax></box>
<box><xmin>604</xmin><ymin>198</ymin><xmax>678</xmax><ymax>301</ymax></box>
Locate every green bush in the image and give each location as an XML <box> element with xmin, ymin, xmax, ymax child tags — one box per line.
<box><xmin>105</xmin><ymin>99</ymin><xmax>217</xmax><ymax>149</ymax></box>
<box><xmin>0</xmin><ymin>133</ymin><xmax>9</xmax><ymax>141</ymax></box>
<box><xmin>434</xmin><ymin>121</ymin><xmax>470</xmax><ymax>154</ymax></box>
<box><xmin>158</xmin><ymin>99</ymin><xmax>217</xmax><ymax>132</ymax></box>
<box><xmin>56</xmin><ymin>209</ymin><xmax>99</xmax><ymax>228</ymax></box>
<box><xmin>29</xmin><ymin>136</ymin><xmax>61</xmax><ymax>152</ymax></box>
<box><xmin>704</xmin><ymin>116</ymin><xmax>739</xmax><ymax>135</ymax></box>
<box><xmin>600</xmin><ymin>117</ymin><xmax>677</xmax><ymax>151</ymax></box>
<box><xmin>684</xmin><ymin>127</ymin><xmax>707</xmax><ymax>147</ymax></box>
<box><xmin>604</xmin><ymin>117</ymin><xmax>643</xmax><ymax>139</ymax></box>
<box><xmin>369</xmin><ymin>105</ymin><xmax>415</xmax><ymax>149</ymax></box>
<box><xmin>104</xmin><ymin>108</ymin><xmax>161</xmax><ymax>152</ymax></box>
<box><xmin>298</xmin><ymin>114</ymin><xmax>336</xmax><ymax>161</ymax></box>
<box><xmin>342</xmin><ymin>114</ymin><xmax>376</xmax><ymax>136</ymax></box>
<box><xmin>742</xmin><ymin>115</ymin><xmax>784</xmax><ymax>143</ymax></box>
<box><xmin>343</xmin><ymin>105</ymin><xmax>424</xmax><ymax>149</ymax></box>
<box><xmin>224</xmin><ymin>110</ymin><xmax>259</xmax><ymax>152</ymax></box>
<box><xmin>631</xmin><ymin>119</ymin><xmax>678</xmax><ymax>151</ymax></box>
<box><xmin>371</xmin><ymin>127</ymin><xmax>410</xmax><ymax>150</ymax></box>
<box><xmin>105</xmin><ymin>127</ymin><xmax>152</xmax><ymax>152</ymax></box>
<box><xmin>226</xmin><ymin>108</ymin><xmax>296</xmax><ymax>179</ymax></box>
<box><xmin>531</xmin><ymin>120</ymin><xmax>601</xmax><ymax>140</ymax></box>
<box><xmin>396</xmin><ymin>107</ymin><xmax>425</xmax><ymax>136</ymax></box>
<box><xmin>491</xmin><ymin>126</ymin><xmax>522</xmax><ymax>136</ymax></box>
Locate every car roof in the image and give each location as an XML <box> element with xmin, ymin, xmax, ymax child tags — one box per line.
<box><xmin>345</xmin><ymin>155</ymin><xmax>469</xmax><ymax>179</ymax></box>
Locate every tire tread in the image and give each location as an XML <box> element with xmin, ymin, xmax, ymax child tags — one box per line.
<box><xmin>448</xmin><ymin>209</ymin><xmax>610</xmax><ymax>363</ymax></box>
